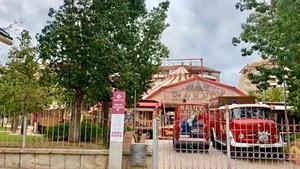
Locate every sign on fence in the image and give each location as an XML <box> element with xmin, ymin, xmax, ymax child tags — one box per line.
<box><xmin>109</xmin><ymin>91</ymin><xmax>126</xmax><ymax>169</ymax></box>
<box><xmin>110</xmin><ymin>91</ymin><xmax>126</xmax><ymax>142</ymax></box>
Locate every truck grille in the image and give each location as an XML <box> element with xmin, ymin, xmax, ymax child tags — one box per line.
<box><xmin>258</xmin><ymin>131</ymin><xmax>270</xmax><ymax>143</ymax></box>
<box><xmin>242</xmin><ymin>131</ymin><xmax>274</xmax><ymax>144</ymax></box>
<box><xmin>245</xmin><ymin>131</ymin><xmax>258</xmax><ymax>139</ymax></box>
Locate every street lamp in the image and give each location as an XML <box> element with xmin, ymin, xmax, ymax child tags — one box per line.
<box><xmin>0</xmin><ymin>28</ymin><xmax>13</xmax><ymax>45</ymax></box>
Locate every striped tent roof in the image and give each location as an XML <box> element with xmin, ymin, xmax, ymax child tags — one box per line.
<box><xmin>144</xmin><ymin>67</ymin><xmax>190</xmax><ymax>98</ymax></box>
<box><xmin>143</xmin><ymin>67</ymin><xmax>245</xmax><ymax>103</ymax></box>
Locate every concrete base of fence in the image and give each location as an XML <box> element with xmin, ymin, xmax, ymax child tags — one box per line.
<box><xmin>0</xmin><ymin>148</ymin><xmax>152</xmax><ymax>169</ymax></box>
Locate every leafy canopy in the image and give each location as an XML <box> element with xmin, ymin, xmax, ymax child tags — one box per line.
<box><xmin>248</xmin><ymin>87</ymin><xmax>284</xmax><ymax>103</ymax></box>
<box><xmin>37</xmin><ymin>0</ymin><xmax>170</xmax><ymax>105</ymax></box>
<box><xmin>233</xmin><ymin>0</ymin><xmax>300</xmax><ymax>113</ymax></box>
<box><xmin>0</xmin><ymin>30</ymin><xmax>53</xmax><ymax>115</ymax></box>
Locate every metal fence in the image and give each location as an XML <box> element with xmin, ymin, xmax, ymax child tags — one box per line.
<box><xmin>0</xmin><ymin>105</ymin><xmax>109</xmax><ymax>149</ymax></box>
<box><xmin>1</xmin><ymin>104</ymin><xmax>300</xmax><ymax>169</ymax></box>
<box><xmin>152</xmin><ymin>108</ymin><xmax>300</xmax><ymax>169</ymax></box>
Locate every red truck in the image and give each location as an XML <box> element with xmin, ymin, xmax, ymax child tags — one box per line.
<box><xmin>209</xmin><ymin>96</ymin><xmax>284</xmax><ymax>159</ymax></box>
<box><xmin>173</xmin><ymin>103</ymin><xmax>210</xmax><ymax>151</ymax></box>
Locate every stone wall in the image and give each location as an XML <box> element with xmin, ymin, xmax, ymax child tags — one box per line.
<box><xmin>0</xmin><ymin>148</ymin><xmax>152</xmax><ymax>169</ymax></box>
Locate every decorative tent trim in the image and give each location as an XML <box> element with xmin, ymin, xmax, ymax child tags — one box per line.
<box><xmin>145</xmin><ymin>75</ymin><xmax>245</xmax><ymax>100</ymax></box>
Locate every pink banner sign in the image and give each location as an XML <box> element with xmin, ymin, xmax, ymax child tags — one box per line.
<box><xmin>112</xmin><ymin>91</ymin><xmax>126</xmax><ymax>114</ymax></box>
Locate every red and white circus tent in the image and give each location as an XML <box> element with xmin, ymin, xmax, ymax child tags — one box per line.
<box><xmin>143</xmin><ymin>67</ymin><xmax>245</xmax><ymax>105</ymax></box>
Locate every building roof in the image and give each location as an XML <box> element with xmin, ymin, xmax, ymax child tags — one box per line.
<box><xmin>137</xmin><ymin>100</ymin><xmax>161</xmax><ymax>108</ymax></box>
<box><xmin>160</xmin><ymin>65</ymin><xmax>221</xmax><ymax>74</ymax></box>
<box><xmin>145</xmin><ymin>75</ymin><xmax>245</xmax><ymax>99</ymax></box>
<box><xmin>0</xmin><ymin>28</ymin><xmax>13</xmax><ymax>45</ymax></box>
<box><xmin>143</xmin><ymin>67</ymin><xmax>244</xmax><ymax>104</ymax></box>
<box><xmin>0</xmin><ymin>28</ymin><xmax>12</xmax><ymax>40</ymax></box>
<box><xmin>171</xmin><ymin>66</ymin><xmax>189</xmax><ymax>75</ymax></box>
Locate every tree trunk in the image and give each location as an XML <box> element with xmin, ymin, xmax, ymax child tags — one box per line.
<box><xmin>1</xmin><ymin>112</ymin><xmax>4</xmax><ymax>127</ymax></box>
<box><xmin>102</xmin><ymin>100</ymin><xmax>110</xmax><ymax>148</ymax></box>
<box><xmin>20</xmin><ymin>115</ymin><xmax>24</xmax><ymax>135</ymax></box>
<box><xmin>20</xmin><ymin>114</ymin><xmax>27</xmax><ymax>135</ymax></box>
<box><xmin>10</xmin><ymin>114</ymin><xmax>19</xmax><ymax>133</ymax></box>
<box><xmin>69</xmin><ymin>90</ymin><xmax>84</xmax><ymax>142</ymax></box>
<box><xmin>97</xmin><ymin>102</ymin><xmax>102</xmax><ymax>124</ymax></box>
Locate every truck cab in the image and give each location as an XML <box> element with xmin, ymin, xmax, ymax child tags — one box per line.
<box><xmin>173</xmin><ymin>103</ymin><xmax>209</xmax><ymax>151</ymax></box>
<box><xmin>209</xmin><ymin>96</ymin><xmax>284</xmax><ymax>159</ymax></box>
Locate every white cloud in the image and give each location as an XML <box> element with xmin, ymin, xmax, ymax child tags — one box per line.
<box><xmin>1</xmin><ymin>0</ymin><xmax>259</xmax><ymax>85</ymax></box>
<box><xmin>149</xmin><ymin>0</ymin><xmax>259</xmax><ymax>85</ymax></box>
<box><xmin>0</xmin><ymin>0</ymin><xmax>62</xmax><ymax>64</ymax></box>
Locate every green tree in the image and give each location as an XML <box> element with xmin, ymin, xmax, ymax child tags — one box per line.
<box><xmin>37</xmin><ymin>0</ymin><xmax>169</xmax><ymax>142</ymax></box>
<box><xmin>248</xmin><ymin>88</ymin><xmax>284</xmax><ymax>103</ymax></box>
<box><xmin>233</xmin><ymin>0</ymin><xmax>300</xmax><ymax>113</ymax></box>
<box><xmin>0</xmin><ymin>30</ymin><xmax>52</xmax><ymax>133</ymax></box>
<box><xmin>265</xmin><ymin>87</ymin><xmax>284</xmax><ymax>103</ymax></box>
<box><xmin>247</xmin><ymin>90</ymin><xmax>263</xmax><ymax>101</ymax></box>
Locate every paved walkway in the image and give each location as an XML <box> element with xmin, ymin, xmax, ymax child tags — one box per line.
<box><xmin>157</xmin><ymin>140</ymin><xmax>299</xmax><ymax>169</ymax></box>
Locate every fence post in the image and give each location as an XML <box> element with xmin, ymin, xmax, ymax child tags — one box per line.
<box><xmin>22</xmin><ymin>116</ymin><xmax>27</xmax><ymax>148</ymax></box>
<box><xmin>225</xmin><ymin>105</ymin><xmax>231</xmax><ymax>169</ymax></box>
<box><xmin>152</xmin><ymin>117</ymin><xmax>158</xmax><ymax>169</ymax></box>
<box><xmin>283</xmin><ymin>80</ymin><xmax>290</xmax><ymax>154</ymax></box>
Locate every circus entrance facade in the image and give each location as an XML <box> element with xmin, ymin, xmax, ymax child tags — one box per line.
<box><xmin>135</xmin><ymin>66</ymin><xmax>245</xmax><ymax>138</ymax></box>
<box><xmin>145</xmin><ymin>75</ymin><xmax>244</xmax><ymax>105</ymax></box>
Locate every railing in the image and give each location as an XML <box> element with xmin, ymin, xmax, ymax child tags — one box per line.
<box><xmin>154</xmin><ymin>112</ymin><xmax>300</xmax><ymax>169</ymax></box>
<box><xmin>0</xmin><ymin>105</ymin><xmax>109</xmax><ymax>149</ymax></box>
<box><xmin>1</xmin><ymin>105</ymin><xmax>300</xmax><ymax>169</ymax></box>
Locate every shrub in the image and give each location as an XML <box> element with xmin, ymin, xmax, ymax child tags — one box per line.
<box><xmin>80</xmin><ymin>120</ymin><xmax>102</xmax><ymax>142</ymax></box>
<box><xmin>45</xmin><ymin>123</ymin><xmax>70</xmax><ymax>141</ymax></box>
<box><xmin>45</xmin><ymin>120</ymin><xmax>103</xmax><ymax>142</ymax></box>
<box><xmin>290</xmin><ymin>133</ymin><xmax>300</xmax><ymax>142</ymax></box>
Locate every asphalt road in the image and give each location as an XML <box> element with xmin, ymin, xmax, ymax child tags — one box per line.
<box><xmin>157</xmin><ymin>140</ymin><xmax>299</xmax><ymax>169</ymax></box>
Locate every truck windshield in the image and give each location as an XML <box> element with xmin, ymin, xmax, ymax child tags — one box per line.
<box><xmin>232</xmin><ymin>107</ymin><xmax>271</xmax><ymax>119</ymax></box>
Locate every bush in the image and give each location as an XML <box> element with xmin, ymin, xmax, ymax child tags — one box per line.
<box><xmin>45</xmin><ymin>121</ymin><xmax>102</xmax><ymax>142</ymax></box>
<box><xmin>45</xmin><ymin>123</ymin><xmax>70</xmax><ymax>141</ymax></box>
<box><xmin>80</xmin><ymin>120</ymin><xmax>102</xmax><ymax>142</ymax></box>
<box><xmin>290</xmin><ymin>133</ymin><xmax>300</xmax><ymax>142</ymax></box>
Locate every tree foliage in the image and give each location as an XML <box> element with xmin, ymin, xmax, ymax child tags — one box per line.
<box><xmin>0</xmin><ymin>30</ymin><xmax>51</xmax><ymax>115</ymax></box>
<box><xmin>248</xmin><ymin>87</ymin><xmax>284</xmax><ymax>103</ymax></box>
<box><xmin>37</xmin><ymin>0</ymin><xmax>169</xmax><ymax>142</ymax></box>
<box><xmin>233</xmin><ymin>0</ymin><xmax>300</xmax><ymax>113</ymax></box>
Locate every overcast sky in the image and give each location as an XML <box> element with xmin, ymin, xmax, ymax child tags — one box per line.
<box><xmin>0</xmin><ymin>0</ymin><xmax>259</xmax><ymax>85</ymax></box>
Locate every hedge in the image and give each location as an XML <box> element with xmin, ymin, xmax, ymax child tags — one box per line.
<box><xmin>45</xmin><ymin>120</ymin><xmax>103</xmax><ymax>142</ymax></box>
